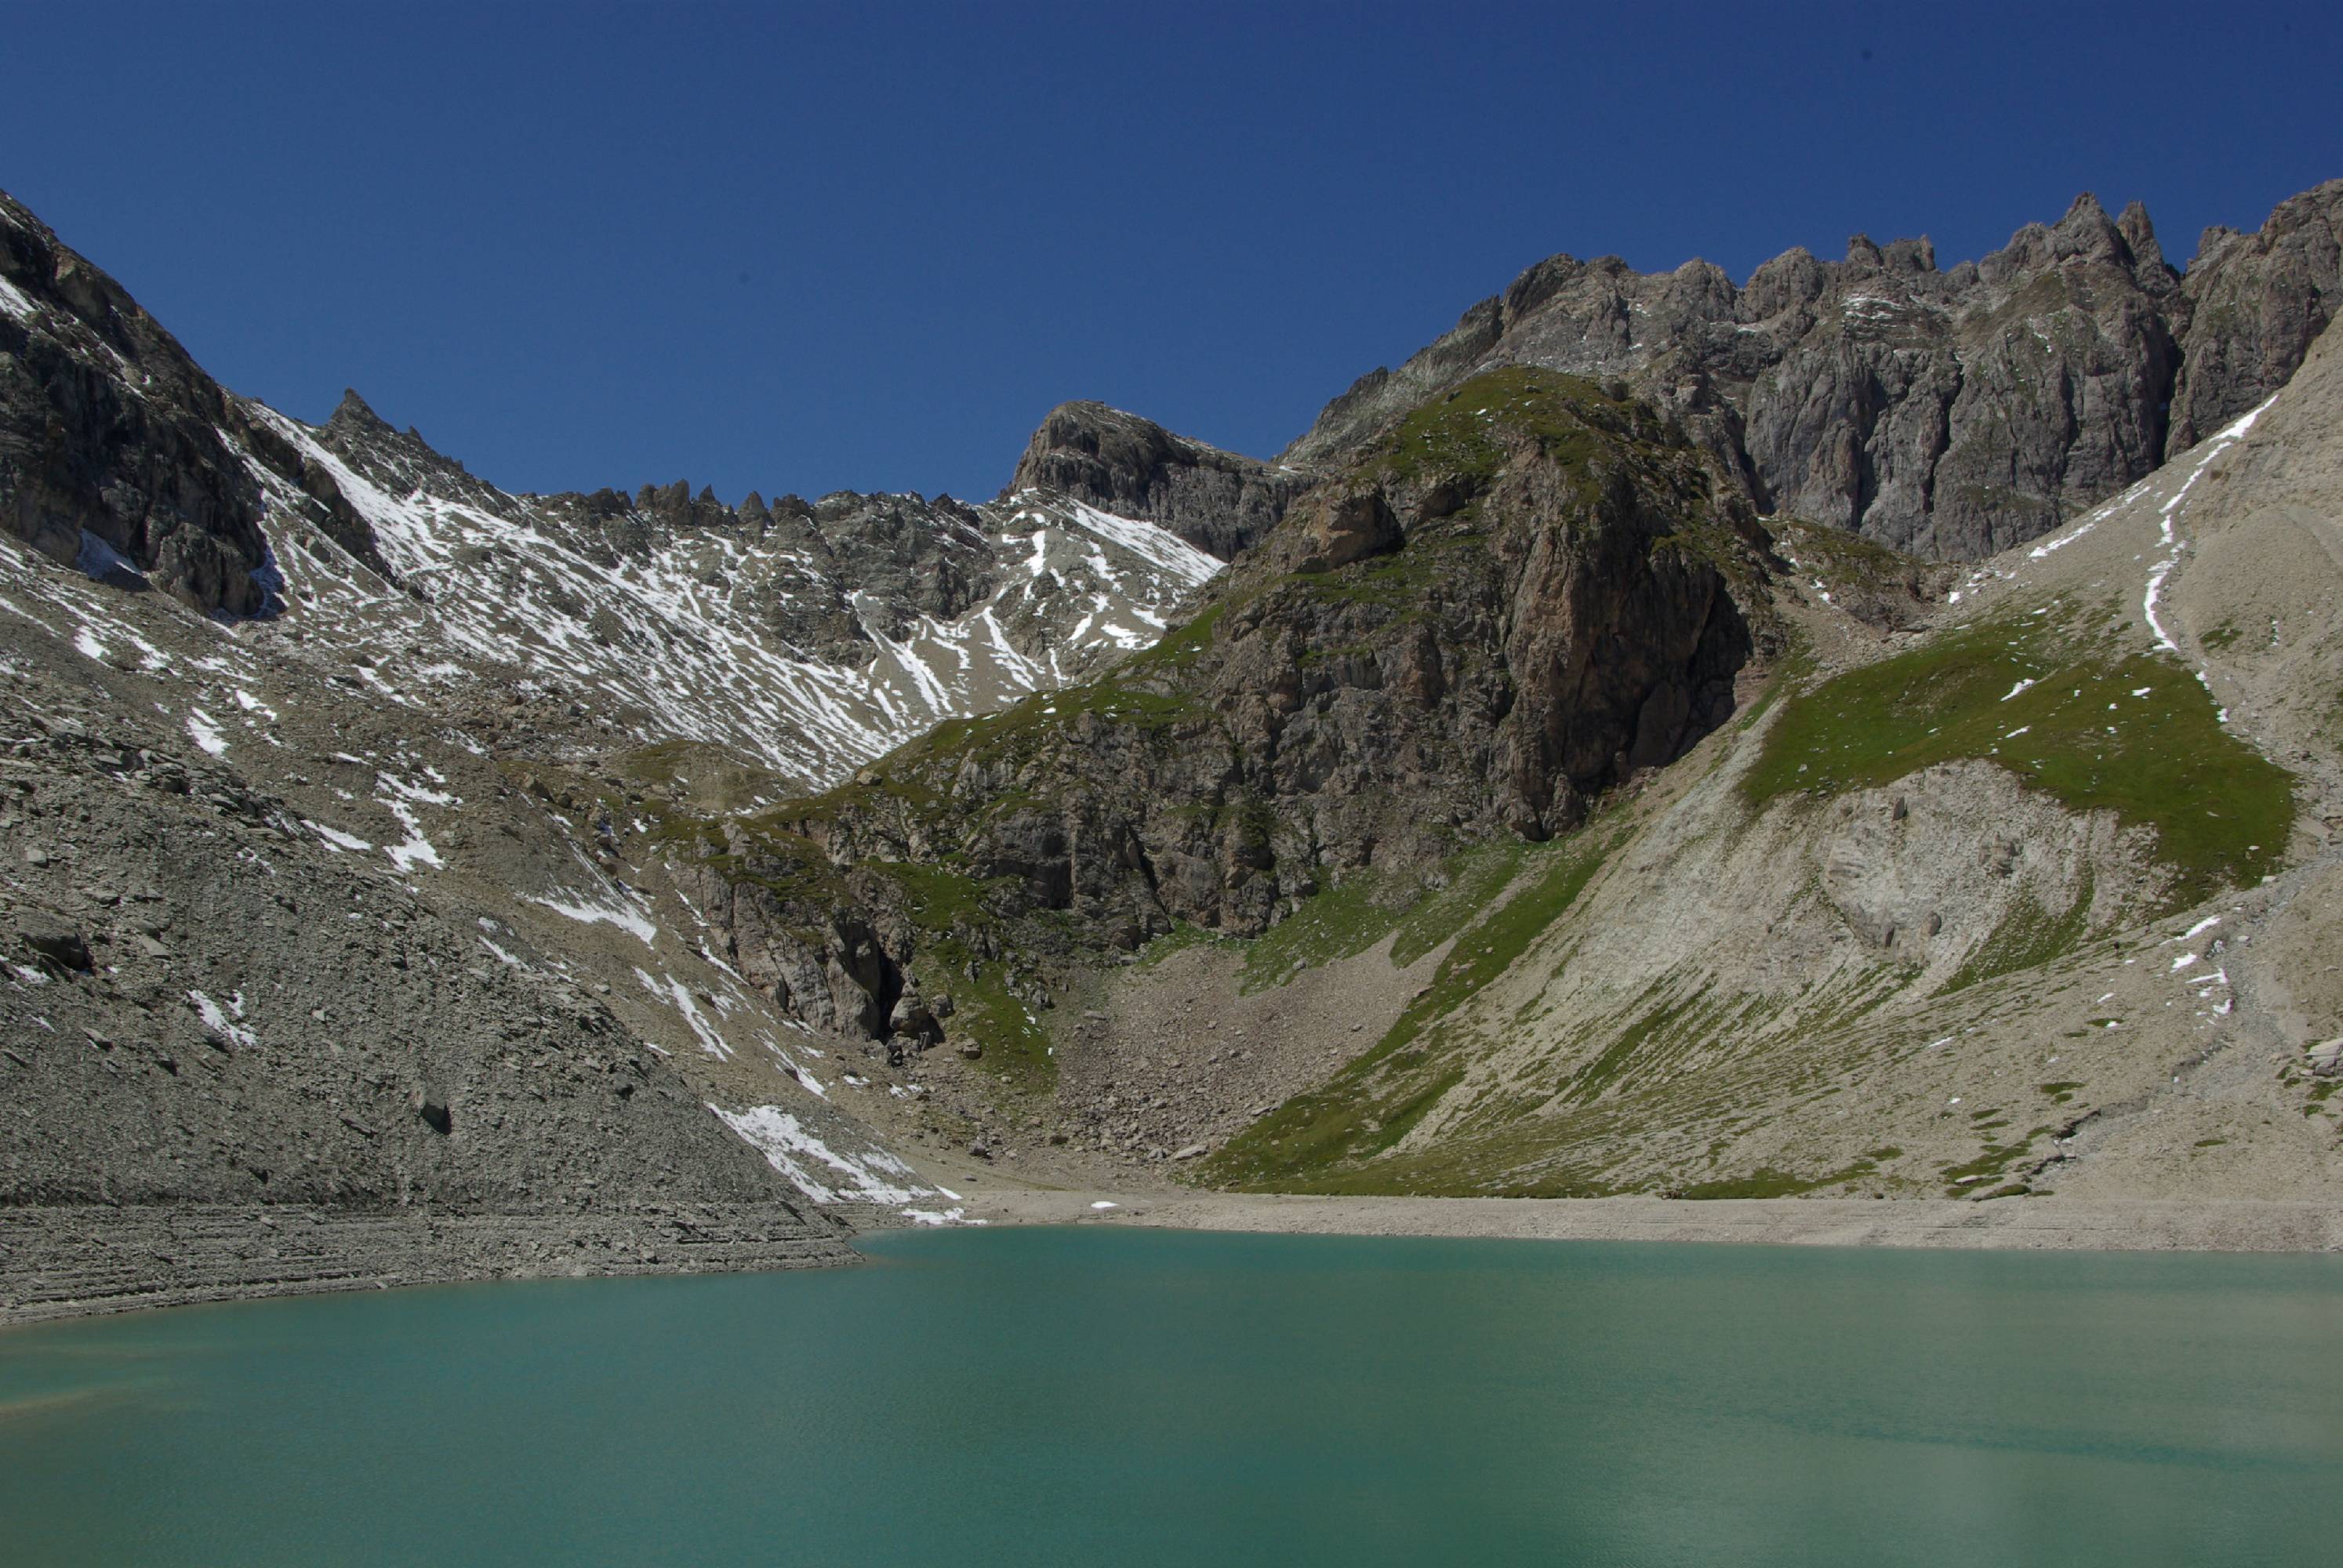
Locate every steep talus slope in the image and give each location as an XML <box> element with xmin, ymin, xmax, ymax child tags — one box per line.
<box><xmin>0</xmin><ymin>543</ymin><xmax>877</xmax><ymax>1317</ymax></box>
<box><xmin>1287</xmin><ymin>183</ymin><xmax>2343</xmax><ymax>561</ymax></box>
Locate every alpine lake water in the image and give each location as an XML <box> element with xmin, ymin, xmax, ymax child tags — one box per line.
<box><xmin>2</xmin><ymin>1225</ymin><xmax>2338</xmax><ymax>1566</ymax></box>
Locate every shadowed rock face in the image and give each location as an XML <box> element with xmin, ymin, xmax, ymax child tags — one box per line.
<box><xmin>0</xmin><ymin>193</ymin><xmax>284</xmax><ymax>616</ymax></box>
<box><xmin>1284</xmin><ymin>183</ymin><xmax>2343</xmax><ymax>561</ymax></box>
<box><xmin>1005</xmin><ymin>400</ymin><xmax>1312</xmax><ymax>559</ymax></box>
<box><xmin>0</xmin><ymin>194</ymin><xmax>402</xmax><ymax>618</ymax></box>
<box><xmin>2170</xmin><ymin>180</ymin><xmax>2343</xmax><ymax>449</ymax></box>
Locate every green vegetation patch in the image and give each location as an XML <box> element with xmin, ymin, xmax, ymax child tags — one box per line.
<box><xmin>1234</xmin><ymin>837</ymin><xmax>1531</xmax><ymax>995</ymax></box>
<box><xmin>1369</xmin><ymin>365</ymin><xmax>1643</xmax><ymax>487</ymax></box>
<box><xmin>914</xmin><ymin>678</ymin><xmax>1204</xmax><ymax>765</ymax></box>
<box><xmin>1121</xmin><ymin>601</ymin><xmax>1223</xmax><ymax>673</ymax></box>
<box><xmin>1282</xmin><ymin>532</ymin><xmax>1486</xmax><ymax>610</ymax></box>
<box><xmin>1368</xmin><ymin>368</ymin><xmax>1630</xmax><ymax>482</ymax></box>
<box><xmin>1937</xmin><ymin>1126</ymin><xmax>2051</xmax><ymax>1196</ymax></box>
<box><xmin>1768</xmin><ymin>517</ymin><xmax>1938</xmax><ymax>602</ymax></box>
<box><xmin>867</xmin><ymin>859</ymin><xmax>1012</xmax><ymax>934</ymax></box>
<box><xmin>1202</xmin><ymin>827</ymin><xmax>1615</xmax><ymax>1191</ymax></box>
<box><xmin>1742</xmin><ymin>601</ymin><xmax>2294</xmax><ymax>907</ymax></box>
<box><xmin>1941</xmin><ymin>873</ymin><xmax>2096</xmax><ymax>994</ymax></box>
<box><xmin>1128</xmin><ymin>920</ymin><xmax>1237</xmax><ymax>971</ymax></box>
<box><xmin>903</xmin><ymin>933</ymin><xmax>1058</xmax><ymax>1094</ymax></box>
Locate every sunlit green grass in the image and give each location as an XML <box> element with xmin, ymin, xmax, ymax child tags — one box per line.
<box><xmin>1743</xmin><ymin>601</ymin><xmax>2293</xmax><ymax>908</ymax></box>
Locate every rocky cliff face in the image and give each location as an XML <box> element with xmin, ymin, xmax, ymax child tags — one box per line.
<box><xmin>2168</xmin><ymin>179</ymin><xmax>2343</xmax><ymax>448</ymax></box>
<box><xmin>1004</xmin><ymin>399</ymin><xmax>1313</xmax><ymax>558</ymax></box>
<box><xmin>1286</xmin><ymin>183</ymin><xmax>2343</xmax><ymax>562</ymax></box>
<box><xmin>0</xmin><ymin>192</ymin><xmax>382</xmax><ymax>616</ymax></box>
<box><xmin>675</xmin><ymin>369</ymin><xmax>1768</xmax><ymax>1082</ymax></box>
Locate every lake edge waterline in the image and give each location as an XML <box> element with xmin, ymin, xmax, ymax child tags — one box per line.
<box><xmin>0</xmin><ymin>1201</ymin><xmax>859</xmax><ymax>1329</ymax></box>
<box><xmin>966</xmin><ymin>1187</ymin><xmax>2343</xmax><ymax>1254</ymax></box>
<box><xmin>9</xmin><ymin>1189</ymin><xmax>2342</xmax><ymax>1331</ymax></box>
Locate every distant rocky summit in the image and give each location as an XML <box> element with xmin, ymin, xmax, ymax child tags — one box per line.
<box><xmin>1006</xmin><ymin>400</ymin><xmax>1312</xmax><ymax>559</ymax></box>
<box><xmin>1286</xmin><ymin>183</ymin><xmax>2343</xmax><ymax>560</ymax></box>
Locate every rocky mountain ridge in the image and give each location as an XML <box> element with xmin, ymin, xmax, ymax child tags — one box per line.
<box><xmin>1286</xmin><ymin>183</ymin><xmax>2343</xmax><ymax>561</ymax></box>
<box><xmin>1</xmin><ymin>181</ymin><xmax>1285</xmax><ymax>1316</ymax></box>
<box><xmin>2</xmin><ymin>186</ymin><xmax>1265</xmax><ymax>796</ymax></box>
<box><xmin>8</xmin><ymin>176</ymin><xmax>2343</xmax><ymax>1319</ymax></box>
<box><xmin>757</xmin><ymin>320</ymin><xmax>2343</xmax><ymax>1207</ymax></box>
<box><xmin>1004</xmin><ymin>399</ymin><xmax>1313</xmax><ymax>559</ymax></box>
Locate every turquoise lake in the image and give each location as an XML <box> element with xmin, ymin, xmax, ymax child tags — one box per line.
<box><xmin>2</xmin><ymin>1226</ymin><xmax>2339</xmax><ymax>1565</ymax></box>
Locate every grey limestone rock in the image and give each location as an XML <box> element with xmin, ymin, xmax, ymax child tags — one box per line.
<box><xmin>2169</xmin><ymin>179</ymin><xmax>2343</xmax><ymax>449</ymax></box>
<box><xmin>1284</xmin><ymin>185</ymin><xmax>2341</xmax><ymax>561</ymax></box>
<box><xmin>1004</xmin><ymin>399</ymin><xmax>1311</xmax><ymax>559</ymax></box>
<box><xmin>707</xmin><ymin>372</ymin><xmax>1766</xmax><ymax>1043</ymax></box>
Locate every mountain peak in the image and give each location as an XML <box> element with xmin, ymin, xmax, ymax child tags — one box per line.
<box><xmin>1004</xmin><ymin>400</ymin><xmax>1310</xmax><ymax>560</ymax></box>
<box><xmin>325</xmin><ymin>387</ymin><xmax>392</xmax><ymax>437</ymax></box>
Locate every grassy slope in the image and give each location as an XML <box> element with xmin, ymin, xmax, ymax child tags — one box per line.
<box><xmin>1743</xmin><ymin>596</ymin><xmax>2293</xmax><ymax>909</ymax></box>
<box><xmin>1200</xmin><ymin>826</ymin><xmax>1618</xmax><ymax>1192</ymax></box>
<box><xmin>1193</xmin><ymin>588</ymin><xmax>2300</xmax><ymax>1198</ymax></box>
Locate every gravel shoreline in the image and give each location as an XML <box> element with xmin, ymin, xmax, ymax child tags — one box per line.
<box><xmin>0</xmin><ymin>1203</ymin><xmax>859</xmax><ymax>1327</ymax></box>
<box><xmin>961</xmin><ymin>1187</ymin><xmax>2343</xmax><ymax>1254</ymax></box>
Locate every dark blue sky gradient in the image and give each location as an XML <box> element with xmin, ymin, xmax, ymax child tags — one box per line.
<box><xmin>3</xmin><ymin>2</ymin><xmax>2338</xmax><ymax>502</ymax></box>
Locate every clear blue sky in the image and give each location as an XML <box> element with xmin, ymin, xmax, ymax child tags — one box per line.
<box><xmin>4</xmin><ymin>2</ymin><xmax>2338</xmax><ymax>503</ymax></box>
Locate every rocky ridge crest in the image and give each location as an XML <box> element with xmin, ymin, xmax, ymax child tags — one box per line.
<box><xmin>1285</xmin><ymin>184</ymin><xmax>2343</xmax><ymax>561</ymax></box>
<box><xmin>1005</xmin><ymin>399</ymin><xmax>1313</xmax><ymax>559</ymax></box>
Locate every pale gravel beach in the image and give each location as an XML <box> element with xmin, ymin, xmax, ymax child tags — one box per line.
<box><xmin>959</xmin><ymin>1186</ymin><xmax>2343</xmax><ymax>1254</ymax></box>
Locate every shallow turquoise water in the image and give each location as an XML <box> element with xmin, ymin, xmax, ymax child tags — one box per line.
<box><xmin>2</xmin><ymin>1226</ymin><xmax>2339</xmax><ymax>1566</ymax></box>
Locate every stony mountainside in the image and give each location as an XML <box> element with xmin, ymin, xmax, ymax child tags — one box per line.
<box><xmin>700</xmin><ymin>368</ymin><xmax>1766</xmax><ymax>977</ymax></box>
<box><xmin>7</xmin><ymin>176</ymin><xmax>2343</xmax><ymax>1316</ymax></box>
<box><xmin>2</xmin><ymin>187</ymin><xmax>1260</xmax><ymax>795</ymax></box>
<box><xmin>1197</xmin><ymin>319</ymin><xmax>2343</xmax><ymax>1204</ymax></box>
<box><xmin>1286</xmin><ymin>183</ymin><xmax>2343</xmax><ymax>562</ymax></box>
<box><xmin>256</xmin><ymin>390</ymin><xmax>1232</xmax><ymax>789</ymax></box>
<box><xmin>0</xmin><ymin>183</ymin><xmax>1295</xmax><ymax>1315</ymax></box>
<box><xmin>746</xmin><ymin>317</ymin><xmax>2343</xmax><ymax>1209</ymax></box>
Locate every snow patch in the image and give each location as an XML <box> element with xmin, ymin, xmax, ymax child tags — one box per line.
<box><xmin>635</xmin><ymin>967</ymin><xmax>734</xmax><ymax>1059</ymax></box>
<box><xmin>184</xmin><ymin>710</ymin><xmax>227</xmax><ymax>757</ymax></box>
<box><xmin>710</xmin><ymin>1104</ymin><xmax>936</xmax><ymax>1205</ymax></box>
<box><xmin>187</xmin><ymin>989</ymin><xmax>256</xmax><ymax>1050</ymax></box>
<box><xmin>528</xmin><ymin>887</ymin><xmax>658</xmax><ymax>946</ymax></box>
<box><xmin>305</xmin><ymin>820</ymin><xmax>372</xmax><ymax>852</ymax></box>
<box><xmin>2143</xmin><ymin>394</ymin><xmax>2276</xmax><ymax>654</ymax></box>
